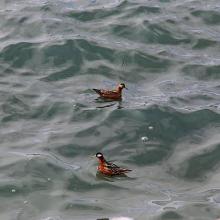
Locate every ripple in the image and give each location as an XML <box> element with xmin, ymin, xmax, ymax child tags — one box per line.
<box><xmin>111</xmin><ymin>22</ymin><xmax>191</xmax><ymax>45</ymax></box>
<box><xmin>63</xmin><ymin>202</ymin><xmax>105</xmax><ymax>211</ymax></box>
<box><xmin>159</xmin><ymin>211</ymin><xmax>183</xmax><ymax>220</ymax></box>
<box><xmin>1</xmin><ymin>0</ymin><xmax>220</xmax><ymax>219</ymax></box>
<box><xmin>176</xmin><ymin>142</ymin><xmax>220</xmax><ymax>180</ymax></box>
<box><xmin>182</xmin><ymin>64</ymin><xmax>220</xmax><ymax>80</ymax></box>
<box><xmin>191</xmin><ymin>10</ymin><xmax>220</xmax><ymax>25</ymax></box>
<box><xmin>66</xmin><ymin>174</ymin><xmax>126</xmax><ymax>192</ymax></box>
<box><xmin>0</xmin><ymin>42</ymin><xmax>36</xmax><ymax>68</ymax></box>
<box><xmin>68</xmin><ymin>0</ymin><xmax>131</xmax><ymax>22</ymax></box>
<box><xmin>193</xmin><ymin>38</ymin><xmax>217</xmax><ymax>49</ymax></box>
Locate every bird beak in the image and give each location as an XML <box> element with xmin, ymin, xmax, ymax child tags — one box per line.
<box><xmin>90</xmin><ymin>155</ymin><xmax>96</xmax><ymax>158</ymax></box>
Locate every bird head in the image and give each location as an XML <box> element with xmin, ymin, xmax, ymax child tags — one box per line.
<box><xmin>118</xmin><ymin>83</ymin><xmax>127</xmax><ymax>90</ymax></box>
<box><xmin>94</xmin><ymin>152</ymin><xmax>106</xmax><ymax>163</ymax></box>
<box><xmin>96</xmin><ymin>152</ymin><xmax>104</xmax><ymax>159</ymax></box>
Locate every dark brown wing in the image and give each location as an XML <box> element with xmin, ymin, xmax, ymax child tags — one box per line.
<box><xmin>106</xmin><ymin>161</ymin><xmax>132</xmax><ymax>175</ymax></box>
<box><xmin>100</xmin><ymin>90</ymin><xmax>121</xmax><ymax>99</ymax></box>
<box><xmin>101</xmin><ymin>90</ymin><xmax>117</xmax><ymax>95</ymax></box>
<box><xmin>93</xmin><ymin>89</ymin><xmax>120</xmax><ymax>98</ymax></box>
<box><xmin>106</xmin><ymin>161</ymin><xmax>120</xmax><ymax>168</ymax></box>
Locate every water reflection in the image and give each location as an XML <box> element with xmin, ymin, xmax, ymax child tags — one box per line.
<box><xmin>96</xmin><ymin>171</ymin><xmax>135</xmax><ymax>181</ymax></box>
<box><xmin>95</xmin><ymin>99</ymin><xmax>123</xmax><ymax>109</ymax></box>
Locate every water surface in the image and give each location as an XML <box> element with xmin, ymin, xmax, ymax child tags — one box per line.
<box><xmin>1</xmin><ymin>0</ymin><xmax>220</xmax><ymax>219</ymax></box>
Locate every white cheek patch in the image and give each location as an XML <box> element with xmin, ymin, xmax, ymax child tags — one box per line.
<box><xmin>97</xmin><ymin>154</ymin><xmax>102</xmax><ymax>158</ymax></box>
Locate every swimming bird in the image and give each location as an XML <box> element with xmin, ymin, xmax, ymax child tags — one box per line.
<box><xmin>93</xmin><ymin>83</ymin><xmax>127</xmax><ymax>100</ymax></box>
<box><xmin>94</xmin><ymin>152</ymin><xmax>132</xmax><ymax>176</ymax></box>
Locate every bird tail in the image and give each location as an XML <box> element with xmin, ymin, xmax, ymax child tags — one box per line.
<box><xmin>123</xmin><ymin>168</ymin><xmax>132</xmax><ymax>173</ymax></box>
<box><xmin>93</xmin><ymin>89</ymin><xmax>102</xmax><ymax>95</ymax></box>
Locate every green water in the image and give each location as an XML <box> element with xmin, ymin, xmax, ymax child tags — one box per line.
<box><xmin>0</xmin><ymin>0</ymin><xmax>220</xmax><ymax>219</ymax></box>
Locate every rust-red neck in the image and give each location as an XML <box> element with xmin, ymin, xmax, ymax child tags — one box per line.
<box><xmin>116</xmin><ymin>87</ymin><xmax>123</xmax><ymax>93</ymax></box>
<box><xmin>98</xmin><ymin>156</ymin><xmax>106</xmax><ymax>164</ymax></box>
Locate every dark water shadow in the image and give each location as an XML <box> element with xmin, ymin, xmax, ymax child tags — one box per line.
<box><xmin>96</xmin><ymin>218</ymin><xmax>109</xmax><ymax>220</ymax></box>
<box><xmin>96</xmin><ymin>103</ymin><xmax>116</xmax><ymax>109</ymax></box>
<box><xmin>95</xmin><ymin>171</ymin><xmax>135</xmax><ymax>182</ymax></box>
<box><xmin>94</xmin><ymin>98</ymin><xmax>124</xmax><ymax>109</ymax></box>
<box><xmin>95</xmin><ymin>97</ymin><xmax>122</xmax><ymax>102</ymax></box>
<box><xmin>173</xmin><ymin>143</ymin><xmax>220</xmax><ymax>181</ymax></box>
